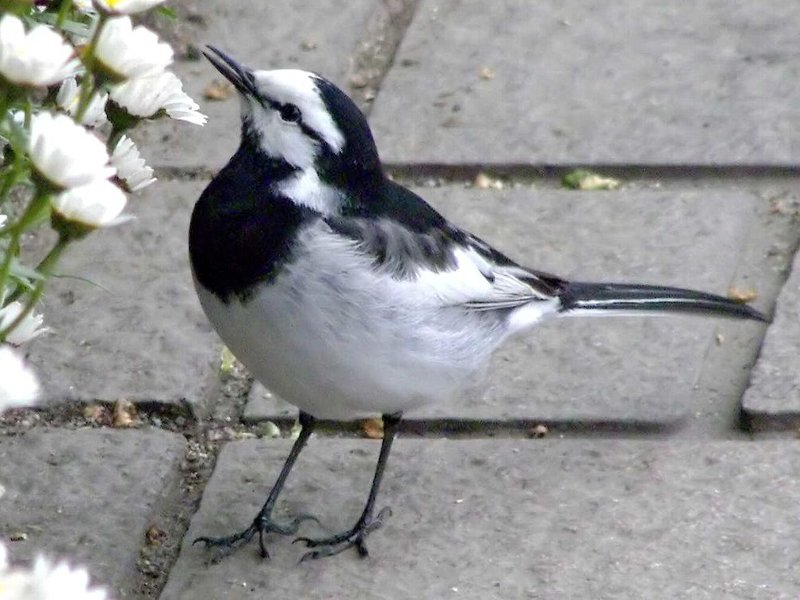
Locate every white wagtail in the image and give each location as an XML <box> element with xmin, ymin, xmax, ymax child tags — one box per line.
<box><xmin>190</xmin><ymin>46</ymin><xmax>767</xmax><ymax>562</ymax></box>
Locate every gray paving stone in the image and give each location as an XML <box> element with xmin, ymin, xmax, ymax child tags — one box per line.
<box><xmin>743</xmin><ymin>248</ymin><xmax>800</xmax><ymax>430</ymax></box>
<box><xmin>137</xmin><ymin>0</ymin><xmax>377</xmax><ymax>170</ymax></box>
<box><xmin>244</xmin><ymin>186</ymin><xmax>764</xmax><ymax>426</ymax></box>
<box><xmin>162</xmin><ymin>438</ymin><xmax>800</xmax><ymax>599</ymax></box>
<box><xmin>678</xmin><ymin>185</ymin><xmax>798</xmax><ymax>437</ymax></box>
<box><xmin>27</xmin><ymin>179</ymin><xmax>219</xmax><ymax>414</ymax></box>
<box><xmin>370</xmin><ymin>0</ymin><xmax>800</xmax><ymax>165</ymax></box>
<box><xmin>0</xmin><ymin>428</ymin><xmax>185</xmax><ymax>597</ymax></box>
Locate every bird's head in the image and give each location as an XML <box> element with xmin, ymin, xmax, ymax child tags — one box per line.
<box><xmin>203</xmin><ymin>46</ymin><xmax>380</xmax><ymax>177</ymax></box>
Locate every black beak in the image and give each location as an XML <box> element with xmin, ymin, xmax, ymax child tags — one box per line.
<box><xmin>203</xmin><ymin>45</ymin><xmax>257</xmax><ymax>96</ymax></box>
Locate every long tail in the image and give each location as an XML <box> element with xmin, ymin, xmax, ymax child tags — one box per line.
<box><xmin>558</xmin><ymin>281</ymin><xmax>768</xmax><ymax>322</ymax></box>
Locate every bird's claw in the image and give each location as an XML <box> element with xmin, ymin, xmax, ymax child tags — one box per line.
<box><xmin>194</xmin><ymin>512</ymin><xmax>320</xmax><ymax>562</ymax></box>
<box><xmin>294</xmin><ymin>506</ymin><xmax>392</xmax><ymax>562</ymax></box>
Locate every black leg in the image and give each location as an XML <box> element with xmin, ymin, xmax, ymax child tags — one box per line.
<box><xmin>295</xmin><ymin>412</ymin><xmax>402</xmax><ymax>561</ymax></box>
<box><xmin>194</xmin><ymin>411</ymin><xmax>318</xmax><ymax>561</ymax></box>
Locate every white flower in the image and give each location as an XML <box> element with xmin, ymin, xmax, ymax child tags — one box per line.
<box><xmin>74</xmin><ymin>0</ymin><xmax>97</xmax><ymax>13</ymax></box>
<box><xmin>0</xmin><ymin>346</ymin><xmax>39</xmax><ymax>411</ymax></box>
<box><xmin>0</xmin><ymin>301</ymin><xmax>48</xmax><ymax>345</ymax></box>
<box><xmin>0</xmin><ymin>544</ymin><xmax>107</xmax><ymax>600</ymax></box>
<box><xmin>111</xmin><ymin>136</ymin><xmax>155</xmax><ymax>192</ymax></box>
<box><xmin>110</xmin><ymin>70</ymin><xmax>207</xmax><ymax>125</ymax></box>
<box><xmin>29</xmin><ymin>112</ymin><xmax>115</xmax><ymax>190</ymax></box>
<box><xmin>93</xmin><ymin>0</ymin><xmax>166</xmax><ymax>14</ymax></box>
<box><xmin>0</xmin><ymin>14</ymin><xmax>80</xmax><ymax>87</ymax></box>
<box><xmin>52</xmin><ymin>179</ymin><xmax>128</xmax><ymax>228</ymax></box>
<box><xmin>94</xmin><ymin>16</ymin><xmax>172</xmax><ymax>81</ymax></box>
<box><xmin>57</xmin><ymin>77</ymin><xmax>108</xmax><ymax>128</ymax></box>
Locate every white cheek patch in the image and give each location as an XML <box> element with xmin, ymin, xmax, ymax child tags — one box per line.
<box><xmin>252</xmin><ymin>69</ymin><xmax>345</xmax><ymax>155</ymax></box>
<box><xmin>246</xmin><ymin>100</ymin><xmax>319</xmax><ymax>168</ymax></box>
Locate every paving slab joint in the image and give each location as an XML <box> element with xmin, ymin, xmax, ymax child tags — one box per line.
<box><xmin>0</xmin><ymin>400</ymin><xmax>196</xmax><ymax>433</ymax></box>
<box><xmin>346</xmin><ymin>0</ymin><xmax>419</xmax><ymax>113</ymax></box>
<box><xmin>135</xmin><ymin>434</ymin><xmax>220</xmax><ymax>598</ymax></box>
<box><xmin>243</xmin><ymin>416</ymin><xmax>684</xmax><ymax>439</ymax></box>
<box><xmin>385</xmin><ymin>163</ymin><xmax>800</xmax><ymax>188</ymax></box>
<box><xmin>738</xmin><ymin>224</ymin><xmax>800</xmax><ymax>435</ymax></box>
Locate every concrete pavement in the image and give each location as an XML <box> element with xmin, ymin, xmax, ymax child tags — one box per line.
<box><xmin>2</xmin><ymin>1</ymin><xmax>800</xmax><ymax>598</ymax></box>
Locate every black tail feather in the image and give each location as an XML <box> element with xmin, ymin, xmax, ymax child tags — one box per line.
<box><xmin>558</xmin><ymin>281</ymin><xmax>769</xmax><ymax>322</ymax></box>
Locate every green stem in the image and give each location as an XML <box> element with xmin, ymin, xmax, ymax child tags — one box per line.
<box><xmin>75</xmin><ymin>83</ymin><xmax>98</xmax><ymax>123</ymax></box>
<box><xmin>0</xmin><ymin>161</ymin><xmax>22</xmax><ymax>211</ymax></box>
<box><xmin>55</xmin><ymin>0</ymin><xmax>74</xmax><ymax>30</ymax></box>
<box><xmin>75</xmin><ymin>13</ymin><xmax>107</xmax><ymax>122</ymax></box>
<box><xmin>0</xmin><ymin>225</ymin><xmax>22</xmax><ymax>306</ymax></box>
<box><xmin>106</xmin><ymin>126</ymin><xmax>124</xmax><ymax>152</ymax></box>
<box><xmin>0</xmin><ymin>193</ymin><xmax>51</xmax><ymax>305</ymax></box>
<box><xmin>0</xmin><ymin>234</ymin><xmax>70</xmax><ymax>343</ymax></box>
<box><xmin>0</xmin><ymin>88</ymin><xmax>10</xmax><ymax>126</ymax></box>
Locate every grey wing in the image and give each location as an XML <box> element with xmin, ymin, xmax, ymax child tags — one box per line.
<box><xmin>324</xmin><ymin>215</ymin><xmax>565</xmax><ymax>310</ymax></box>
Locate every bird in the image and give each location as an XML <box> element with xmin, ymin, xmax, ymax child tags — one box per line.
<box><xmin>189</xmin><ymin>46</ymin><xmax>768</xmax><ymax>562</ymax></box>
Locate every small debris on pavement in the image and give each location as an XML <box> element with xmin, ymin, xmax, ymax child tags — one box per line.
<box><xmin>207</xmin><ymin>426</ymin><xmax>237</xmax><ymax>442</ymax></box>
<box><xmin>361</xmin><ymin>418</ymin><xmax>384</xmax><ymax>439</ymax></box>
<box><xmin>768</xmin><ymin>196</ymin><xmax>800</xmax><ymax>216</ymax></box>
<box><xmin>145</xmin><ymin>524</ymin><xmax>167</xmax><ymax>546</ymax></box>
<box><xmin>9</xmin><ymin>532</ymin><xmax>27</xmax><ymax>542</ymax></box>
<box><xmin>289</xmin><ymin>419</ymin><xmax>303</xmax><ymax>440</ymax></box>
<box><xmin>113</xmin><ymin>399</ymin><xmax>139</xmax><ymax>428</ymax></box>
<box><xmin>219</xmin><ymin>346</ymin><xmax>237</xmax><ymax>376</ymax></box>
<box><xmin>561</xmin><ymin>170</ymin><xmax>621</xmax><ymax>190</ymax></box>
<box><xmin>203</xmin><ymin>79</ymin><xmax>232</xmax><ymax>101</ymax></box>
<box><xmin>83</xmin><ymin>403</ymin><xmax>108</xmax><ymax>425</ymax></box>
<box><xmin>257</xmin><ymin>421</ymin><xmax>281</xmax><ymax>438</ymax></box>
<box><xmin>529</xmin><ymin>424</ymin><xmax>549</xmax><ymax>438</ymax></box>
<box><xmin>300</xmin><ymin>39</ymin><xmax>318</xmax><ymax>51</ymax></box>
<box><xmin>474</xmin><ymin>172</ymin><xmax>504</xmax><ymax>190</ymax></box>
<box><xmin>479</xmin><ymin>67</ymin><xmax>495</xmax><ymax>80</ymax></box>
<box><xmin>727</xmin><ymin>286</ymin><xmax>758</xmax><ymax>303</ymax></box>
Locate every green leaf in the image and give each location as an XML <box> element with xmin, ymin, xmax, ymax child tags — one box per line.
<box><xmin>561</xmin><ymin>169</ymin><xmax>621</xmax><ymax>191</ymax></box>
<box><xmin>10</xmin><ymin>258</ymin><xmax>45</xmax><ymax>282</ymax></box>
<box><xmin>220</xmin><ymin>346</ymin><xmax>237</xmax><ymax>375</ymax></box>
<box><xmin>49</xmin><ymin>273</ymin><xmax>112</xmax><ymax>294</ymax></box>
<box><xmin>156</xmin><ymin>5</ymin><xmax>177</xmax><ymax>19</ymax></box>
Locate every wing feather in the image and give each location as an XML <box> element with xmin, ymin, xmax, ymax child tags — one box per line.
<box><xmin>323</xmin><ymin>215</ymin><xmax>563</xmax><ymax>310</ymax></box>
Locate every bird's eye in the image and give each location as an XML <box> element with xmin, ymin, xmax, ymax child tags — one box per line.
<box><xmin>279</xmin><ymin>103</ymin><xmax>302</xmax><ymax>123</ymax></box>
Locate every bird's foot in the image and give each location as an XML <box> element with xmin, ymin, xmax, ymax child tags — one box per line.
<box><xmin>194</xmin><ymin>510</ymin><xmax>319</xmax><ymax>562</ymax></box>
<box><xmin>294</xmin><ymin>506</ymin><xmax>391</xmax><ymax>561</ymax></box>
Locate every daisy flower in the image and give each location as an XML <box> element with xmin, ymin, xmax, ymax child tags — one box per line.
<box><xmin>51</xmin><ymin>178</ymin><xmax>129</xmax><ymax>229</ymax></box>
<box><xmin>0</xmin><ymin>301</ymin><xmax>48</xmax><ymax>346</ymax></box>
<box><xmin>0</xmin><ymin>544</ymin><xmax>107</xmax><ymax>600</ymax></box>
<box><xmin>94</xmin><ymin>16</ymin><xmax>172</xmax><ymax>81</ymax></box>
<box><xmin>57</xmin><ymin>77</ymin><xmax>109</xmax><ymax>128</ymax></box>
<box><xmin>111</xmin><ymin>135</ymin><xmax>156</xmax><ymax>192</ymax></box>
<box><xmin>0</xmin><ymin>345</ymin><xmax>39</xmax><ymax>411</ymax></box>
<box><xmin>28</xmin><ymin>112</ymin><xmax>115</xmax><ymax>190</ymax></box>
<box><xmin>93</xmin><ymin>0</ymin><xmax>166</xmax><ymax>14</ymax></box>
<box><xmin>0</xmin><ymin>14</ymin><xmax>80</xmax><ymax>87</ymax></box>
<box><xmin>109</xmin><ymin>70</ymin><xmax>207</xmax><ymax>125</ymax></box>
<box><xmin>74</xmin><ymin>0</ymin><xmax>98</xmax><ymax>13</ymax></box>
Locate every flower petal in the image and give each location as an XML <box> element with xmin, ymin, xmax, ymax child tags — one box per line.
<box><xmin>52</xmin><ymin>179</ymin><xmax>128</xmax><ymax>228</ymax></box>
<box><xmin>29</xmin><ymin>112</ymin><xmax>115</xmax><ymax>189</ymax></box>
<box><xmin>0</xmin><ymin>345</ymin><xmax>39</xmax><ymax>410</ymax></box>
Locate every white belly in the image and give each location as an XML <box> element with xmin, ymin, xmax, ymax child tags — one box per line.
<box><xmin>194</xmin><ymin>272</ymin><xmax>506</xmax><ymax>420</ymax></box>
